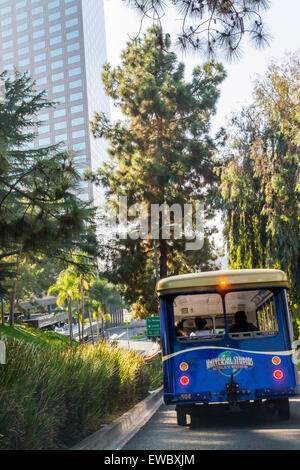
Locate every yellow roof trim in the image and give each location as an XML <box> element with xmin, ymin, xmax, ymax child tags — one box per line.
<box><xmin>156</xmin><ymin>269</ymin><xmax>289</xmax><ymax>295</ymax></box>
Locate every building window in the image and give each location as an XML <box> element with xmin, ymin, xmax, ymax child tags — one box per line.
<box><xmin>49</xmin><ymin>23</ymin><xmax>61</xmax><ymax>33</ymax></box>
<box><xmin>66</xmin><ymin>18</ymin><xmax>78</xmax><ymax>28</ymax></box>
<box><xmin>17</xmin><ymin>34</ymin><xmax>29</xmax><ymax>44</ymax></box>
<box><xmin>74</xmin><ymin>155</ymin><xmax>87</xmax><ymax>163</ymax></box>
<box><xmin>52</xmin><ymin>72</ymin><xmax>65</xmax><ymax>82</ymax></box>
<box><xmin>18</xmin><ymin>58</ymin><xmax>30</xmax><ymax>67</ymax></box>
<box><xmin>33</xmin><ymin>41</ymin><xmax>45</xmax><ymax>51</ymax></box>
<box><xmin>39</xmin><ymin>125</ymin><xmax>50</xmax><ymax>134</ymax></box>
<box><xmin>34</xmin><ymin>52</ymin><xmax>46</xmax><ymax>62</ymax></box>
<box><xmin>39</xmin><ymin>112</ymin><xmax>50</xmax><ymax>121</ymax></box>
<box><xmin>48</xmin><ymin>11</ymin><xmax>61</xmax><ymax>21</ymax></box>
<box><xmin>32</xmin><ymin>6</ymin><xmax>43</xmax><ymax>15</ymax></box>
<box><xmin>35</xmin><ymin>64</ymin><xmax>47</xmax><ymax>74</ymax></box>
<box><xmin>72</xmin><ymin>117</ymin><xmax>84</xmax><ymax>127</ymax></box>
<box><xmin>17</xmin><ymin>23</ymin><xmax>28</xmax><ymax>32</ymax></box>
<box><xmin>32</xmin><ymin>29</ymin><xmax>44</xmax><ymax>39</ymax></box>
<box><xmin>50</xmin><ymin>36</ymin><xmax>62</xmax><ymax>46</ymax></box>
<box><xmin>18</xmin><ymin>46</ymin><xmax>29</xmax><ymax>55</ymax></box>
<box><xmin>50</xmin><ymin>48</ymin><xmax>63</xmax><ymax>58</ymax></box>
<box><xmin>52</xmin><ymin>84</ymin><xmax>65</xmax><ymax>94</ymax></box>
<box><xmin>66</xmin><ymin>30</ymin><xmax>79</xmax><ymax>40</ymax></box>
<box><xmin>51</xmin><ymin>59</ymin><xmax>64</xmax><ymax>70</ymax></box>
<box><xmin>73</xmin><ymin>142</ymin><xmax>86</xmax><ymax>151</ymax></box>
<box><xmin>2</xmin><ymin>29</ymin><xmax>12</xmax><ymax>38</ymax></box>
<box><xmin>3</xmin><ymin>51</ymin><xmax>13</xmax><ymax>60</ymax></box>
<box><xmin>69</xmin><ymin>79</ymin><xmax>82</xmax><ymax>89</ymax></box>
<box><xmin>48</xmin><ymin>0</ymin><xmax>60</xmax><ymax>9</ymax></box>
<box><xmin>68</xmin><ymin>67</ymin><xmax>81</xmax><ymax>77</ymax></box>
<box><xmin>36</xmin><ymin>77</ymin><xmax>47</xmax><ymax>86</ymax></box>
<box><xmin>71</xmin><ymin>104</ymin><xmax>83</xmax><ymax>113</ymax></box>
<box><xmin>54</xmin><ymin>108</ymin><xmax>66</xmax><ymax>118</ymax></box>
<box><xmin>32</xmin><ymin>17</ymin><xmax>44</xmax><ymax>27</ymax></box>
<box><xmin>54</xmin><ymin>121</ymin><xmax>67</xmax><ymax>130</ymax></box>
<box><xmin>68</xmin><ymin>54</ymin><xmax>80</xmax><ymax>65</ymax></box>
<box><xmin>67</xmin><ymin>42</ymin><xmax>79</xmax><ymax>53</ymax></box>
<box><xmin>65</xmin><ymin>5</ymin><xmax>78</xmax><ymax>16</ymax></box>
<box><xmin>72</xmin><ymin>129</ymin><xmax>85</xmax><ymax>139</ymax></box>
<box><xmin>39</xmin><ymin>137</ymin><xmax>51</xmax><ymax>146</ymax></box>
<box><xmin>70</xmin><ymin>91</ymin><xmax>83</xmax><ymax>101</ymax></box>
<box><xmin>55</xmin><ymin>134</ymin><xmax>67</xmax><ymax>143</ymax></box>
<box><xmin>2</xmin><ymin>40</ymin><xmax>13</xmax><ymax>49</ymax></box>
<box><xmin>16</xmin><ymin>0</ymin><xmax>27</xmax><ymax>9</ymax></box>
<box><xmin>16</xmin><ymin>12</ymin><xmax>28</xmax><ymax>21</ymax></box>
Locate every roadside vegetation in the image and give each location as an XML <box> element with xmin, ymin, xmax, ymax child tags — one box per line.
<box><xmin>0</xmin><ymin>327</ymin><xmax>150</xmax><ymax>450</ymax></box>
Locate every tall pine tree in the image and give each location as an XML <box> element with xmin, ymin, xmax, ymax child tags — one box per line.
<box><xmin>89</xmin><ymin>27</ymin><xmax>225</xmax><ymax>317</ymax></box>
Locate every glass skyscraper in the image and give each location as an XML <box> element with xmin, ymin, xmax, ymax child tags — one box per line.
<box><xmin>0</xmin><ymin>0</ymin><xmax>110</xmax><ymax>204</ymax></box>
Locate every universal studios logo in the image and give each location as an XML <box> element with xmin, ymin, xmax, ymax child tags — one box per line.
<box><xmin>206</xmin><ymin>351</ymin><xmax>254</xmax><ymax>377</ymax></box>
<box><xmin>101</xmin><ymin>197</ymin><xmax>205</xmax><ymax>251</ymax></box>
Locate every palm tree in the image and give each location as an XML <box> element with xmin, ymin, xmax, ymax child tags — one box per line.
<box><xmin>90</xmin><ymin>278</ymin><xmax>121</xmax><ymax>341</ymax></box>
<box><xmin>47</xmin><ymin>270</ymin><xmax>81</xmax><ymax>345</ymax></box>
<box><xmin>91</xmin><ymin>299</ymin><xmax>111</xmax><ymax>341</ymax></box>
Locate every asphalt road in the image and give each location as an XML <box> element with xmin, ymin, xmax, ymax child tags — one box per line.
<box><xmin>123</xmin><ymin>397</ymin><xmax>300</xmax><ymax>450</ymax></box>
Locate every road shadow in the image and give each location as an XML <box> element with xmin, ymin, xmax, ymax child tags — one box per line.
<box><xmin>187</xmin><ymin>403</ymin><xmax>285</xmax><ymax>429</ymax></box>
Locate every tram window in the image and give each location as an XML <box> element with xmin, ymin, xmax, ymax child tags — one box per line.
<box><xmin>173</xmin><ymin>293</ymin><xmax>224</xmax><ymax>341</ymax></box>
<box><xmin>225</xmin><ymin>289</ymin><xmax>278</xmax><ymax>339</ymax></box>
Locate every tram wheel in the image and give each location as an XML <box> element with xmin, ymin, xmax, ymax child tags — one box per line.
<box><xmin>176</xmin><ymin>409</ymin><xmax>187</xmax><ymax>426</ymax></box>
<box><xmin>277</xmin><ymin>398</ymin><xmax>290</xmax><ymax>421</ymax></box>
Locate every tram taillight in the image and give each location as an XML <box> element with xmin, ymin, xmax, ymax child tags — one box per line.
<box><xmin>274</xmin><ymin>370</ymin><xmax>284</xmax><ymax>380</ymax></box>
<box><xmin>180</xmin><ymin>376</ymin><xmax>189</xmax><ymax>386</ymax></box>
<box><xmin>179</xmin><ymin>362</ymin><xmax>189</xmax><ymax>371</ymax></box>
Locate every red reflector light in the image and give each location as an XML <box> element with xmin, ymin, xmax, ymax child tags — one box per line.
<box><xmin>180</xmin><ymin>376</ymin><xmax>189</xmax><ymax>386</ymax></box>
<box><xmin>274</xmin><ymin>370</ymin><xmax>283</xmax><ymax>380</ymax></box>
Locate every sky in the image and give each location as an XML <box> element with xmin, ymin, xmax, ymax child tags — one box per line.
<box><xmin>102</xmin><ymin>0</ymin><xmax>300</xmax><ymax>264</ymax></box>
<box><xmin>104</xmin><ymin>0</ymin><xmax>300</xmax><ymax>133</ymax></box>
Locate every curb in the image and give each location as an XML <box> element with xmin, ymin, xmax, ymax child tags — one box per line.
<box><xmin>72</xmin><ymin>386</ymin><xmax>163</xmax><ymax>450</ymax></box>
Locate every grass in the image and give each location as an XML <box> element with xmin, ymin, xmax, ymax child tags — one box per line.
<box><xmin>129</xmin><ymin>333</ymin><xmax>147</xmax><ymax>339</ymax></box>
<box><xmin>0</xmin><ymin>325</ymin><xmax>150</xmax><ymax>450</ymax></box>
<box><xmin>0</xmin><ymin>324</ymin><xmax>75</xmax><ymax>347</ymax></box>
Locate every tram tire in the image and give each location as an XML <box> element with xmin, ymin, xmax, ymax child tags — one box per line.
<box><xmin>277</xmin><ymin>398</ymin><xmax>290</xmax><ymax>421</ymax></box>
<box><xmin>176</xmin><ymin>410</ymin><xmax>187</xmax><ymax>426</ymax></box>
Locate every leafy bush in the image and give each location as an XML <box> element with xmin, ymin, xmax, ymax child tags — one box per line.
<box><xmin>0</xmin><ymin>336</ymin><xmax>150</xmax><ymax>449</ymax></box>
<box><xmin>146</xmin><ymin>357</ymin><xmax>163</xmax><ymax>390</ymax></box>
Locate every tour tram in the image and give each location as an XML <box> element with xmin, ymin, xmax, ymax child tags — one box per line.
<box><xmin>156</xmin><ymin>269</ymin><xmax>299</xmax><ymax>425</ymax></box>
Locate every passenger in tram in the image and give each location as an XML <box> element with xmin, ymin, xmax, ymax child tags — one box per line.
<box><xmin>175</xmin><ymin>320</ymin><xmax>187</xmax><ymax>337</ymax></box>
<box><xmin>189</xmin><ymin>317</ymin><xmax>210</xmax><ymax>337</ymax></box>
<box><xmin>229</xmin><ymin>310</ymin><xmax>259</xmax><ymax>333</ymax></box>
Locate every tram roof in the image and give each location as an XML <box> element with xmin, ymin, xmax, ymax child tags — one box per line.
<box><xmin>156</xmin><ymin>269</ymin><xmax>289</xmax><ymax>295</ymax></box>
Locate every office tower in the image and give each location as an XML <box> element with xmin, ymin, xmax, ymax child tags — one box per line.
<box><xmin>0</xmin><ymin>0</ymin><xmax>110</xmax><ymax>205</ymax></box>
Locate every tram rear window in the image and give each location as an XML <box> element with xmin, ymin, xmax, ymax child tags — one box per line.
<box><xmin>225</xmin><ymin>289</ymin><xmax>278</xmax><ymax>339</ymax></box>
<box><xmin>174</xmin><ymin>293</ymin><xmax>225</xmax><ymax>341</ymax></box>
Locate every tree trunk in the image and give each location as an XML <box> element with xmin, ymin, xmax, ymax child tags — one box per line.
<box><xmin>1</xmin><ymin>299</ymin><xmax>4</xmax><ymax>326</ymax></box>
<box><xmin>9</xmin><ymin>279</ymin><xmax>18</xmax><ymax>327</ymax></box>
<box><xmin>101</xmin><ymin>317</ymin><xmax>105</xmax><ymax>340</ymax></box>
<box><xmin>80</xmin><ymin>275</ymin><xmax>85</xmax><ymax>343</ymax></box>
<box><xmin>88</xmin><ymin>307</ymin><xmax>94</xmax><ymax>345</ymax></box>
<box><xmin>96</xmin><ymin>316</ymin><xmax>100</xmax><ymax>344</ymax></box>
<box><xmin>77</xmin><ymin>300</ymin><xmax>82</xmax><ymax>342</ymax></box>
<box><xmin>159</xmin><ymin>238</ymin><xmax>168</xmax><ymax>279</ymax></box>
<box><xmin>9</xmin><ymin>254</ymin><xmax>21</xmax><ymax>327</ymax></box>
<box><xmin>68</xmin><ymin>297</ymin><xmax>73</xmax><ymax>346</ymax></box>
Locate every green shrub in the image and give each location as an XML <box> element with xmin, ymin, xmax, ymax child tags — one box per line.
<box><xmin>147</xmin><ymin>357</ymin><xmax>163</xmax><ymax>390</ymax></box>
<box><xmin>0</xmin><ymin>335</ymin><xmax>149</xmax><ymax>450</ymax></box>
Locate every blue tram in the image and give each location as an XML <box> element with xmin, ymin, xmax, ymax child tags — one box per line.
<box><xmin>157</xmin><ymin>269</ymin><xmax>299</xmax><ymax>424</ymax></box>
